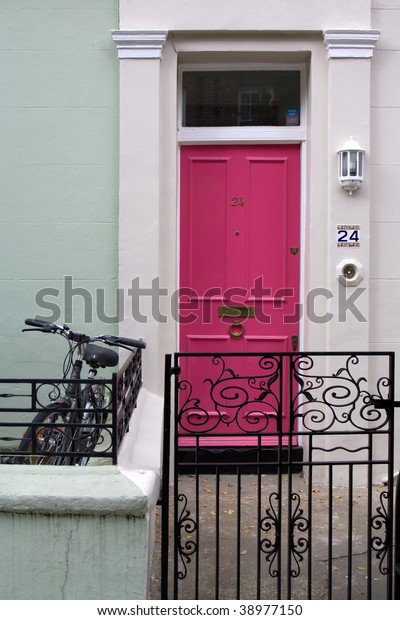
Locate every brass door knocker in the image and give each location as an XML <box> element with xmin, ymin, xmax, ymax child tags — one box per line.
<box><xmin>229</xmin><ymin>320</ymin><xmax>245</xmax><ymax>339</ymax></box>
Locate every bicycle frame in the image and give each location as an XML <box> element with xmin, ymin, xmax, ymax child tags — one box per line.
<box><xmin>64</xmin><ymin>341</ymin><xmax>97</xmax><ymax>407</ymax></box>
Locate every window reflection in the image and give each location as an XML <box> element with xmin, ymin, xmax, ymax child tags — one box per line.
<box><xmin>182</xmin><ymin>71</ymin><xmax>301</xmax><ymax>127</ymax></box>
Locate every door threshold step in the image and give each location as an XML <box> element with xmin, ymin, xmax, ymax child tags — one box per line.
<box><xmin>177</xmin><ymin>444</ymin><xmax>303</xmax><ymax>474</ymax></box>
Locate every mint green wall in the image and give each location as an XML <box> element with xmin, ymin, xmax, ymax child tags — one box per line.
<box><xmin>0</xmin><ymin>0</ymin><xmax>119</xmax><ymax>379</ymax></box>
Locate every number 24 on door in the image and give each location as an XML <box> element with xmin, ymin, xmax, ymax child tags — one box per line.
<box><xmin>231</xmin><ymin>197</ymin><xmax>245</xmax><ymax>207</ymax></box>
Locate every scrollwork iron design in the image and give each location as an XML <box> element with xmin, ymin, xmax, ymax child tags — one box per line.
<box><xmin>292</xmin><ymin>354</ymin><xmax>391</xmax><ymax>432</ymax></box>
<box><xmin>289</xmin><ymin>492</ymin><xmax>310</xmax><ymax>578</ymax></box>
<box><xmin>115</xmin><ymin>349</ymin><xmax>143</xmax><ymax>449</ymax></box>
<box><xmin>178</xmin><ymin>353</ymin><xmax>391</xmax><ymax>437</ymax></box>
<box><xmin>35</xmin><ymin>382</ymin><xmax>64</xmax><ymax>408</ymax></box>
<box><xmin>176</xmin><ymin>493</ymin><xmax>197</xmax><ymax>581</ymax></box>
<box><xmin>260</xmin><ymin>491</ymin><xmax>310</xmax><ymax>580</ymax></box>
<box><xmin>260</xmin><ymin>492</ymin><xmax>280</xmax><ymax>578</ymax></box>
<box><xmin>371</xmin><ymin>490</ymin><xmax>390</xmax><ymax>575</ymax></box>
<box><xmin>178</xmin><ymin>355</ymin><xmax>281</xmax><ymax>435</ymax></box>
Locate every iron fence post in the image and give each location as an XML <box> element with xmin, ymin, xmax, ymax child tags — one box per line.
<box><xmin>395</xmin><ymin>469</ymin><xmax>400</xmax><ymax>599</ymax></box>
<box><xmin>160</xmin><ymin>354</ymin><xmax>173</xmax><ymax>599</ymax></box>
<box><xmin>111</xmin><ymin>369</ymin><xmax>118</xmax><ymax>465</ymax></box>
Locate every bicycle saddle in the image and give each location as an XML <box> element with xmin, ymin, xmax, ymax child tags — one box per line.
<box><xmin>83</xmin><ymin>343</ymin><xmax>119</xmax><ymax>368</ymax></box>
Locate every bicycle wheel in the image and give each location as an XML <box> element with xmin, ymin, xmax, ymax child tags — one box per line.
<box><xmin>16</xmin><ymin>405</ymin><xmax>72</xmax><ymax>465</ymax></box>
<box><xmin>74</xmin><ymin>383</ymin><xmax>107</xmax><ymax>466</ymax></box>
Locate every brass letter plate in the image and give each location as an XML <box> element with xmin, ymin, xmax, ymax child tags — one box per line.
<box><xmin>218</xmin><ymin>305</ymin><xmax>255</xmax><ymax>318</ymax></box>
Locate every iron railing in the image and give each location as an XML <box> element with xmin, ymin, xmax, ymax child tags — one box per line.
<box><xmin>160</xmin><ymin>351</ymin><xmax>399</xmax><ymax>600</ymax></box>
<box><xmin>0</xmin><ymin>348</ymin><xmax>143</xmax><ymax>465</ymax></box>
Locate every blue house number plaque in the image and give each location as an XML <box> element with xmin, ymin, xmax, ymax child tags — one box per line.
<box><xmin>337</xmin><ymin>225</ymin><xmax>360</xmax><ymax>247</ymax></box>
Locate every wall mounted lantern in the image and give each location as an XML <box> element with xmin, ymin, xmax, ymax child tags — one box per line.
<box><xmin>337</xmin><ymin>137</ymin><xmax>365</xmax><ymax>195</ymax></box>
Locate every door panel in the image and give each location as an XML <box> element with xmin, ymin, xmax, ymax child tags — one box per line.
<box><xmin>181</xmin><ymin>156</ymin><xmax>230</xmax><ymax>294</ymax></box>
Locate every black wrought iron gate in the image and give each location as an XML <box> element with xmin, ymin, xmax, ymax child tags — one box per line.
<box><xmin>160</xmin><ymin>352</ymin><xmax>399</xmax><ymax>600</ymax></box>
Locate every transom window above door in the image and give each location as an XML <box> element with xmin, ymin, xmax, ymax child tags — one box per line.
<box><xmin>181</xmin><ymin>70</ymin><xmax>301</xmax><ymax>127</ymax></box>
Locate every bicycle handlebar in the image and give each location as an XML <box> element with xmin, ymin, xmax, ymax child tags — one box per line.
<box><xmin>23</xmin><ymin>319</ymin><xmax>146</xmax><ymax>350</ymax></box>
<box><xmin>24</xmin><ymin>318</ymin><xmax>59</xmax><ymax>332</ymax></box>
<box><xmin>102</xmin><ymin>334</ymin><xmax>146</xmax><ymax>349</ymax></box>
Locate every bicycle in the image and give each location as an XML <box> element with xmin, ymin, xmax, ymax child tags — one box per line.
<box><xmin>13</xmin><ymin>318</ymin><xmax>146</xmax><ymax>466</ymax></box>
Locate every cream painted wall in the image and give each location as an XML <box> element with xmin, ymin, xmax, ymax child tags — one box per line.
<box><xmin>371</xmin><ymin>1</ymin><xmax>400</xmax><ymax>357</ymax></box>
<box><xmin>112</xmin><ymin>3</ymin><xmax>396</xmax><ymax>492</ymax></box>
<box><xmin>120</xmin><ymin>0</ymin><xmax>372</xmax><ymax>31</ymax></box>
<box><xmin>117</xmin><ymin>33</ymin><xmax>333</xmax><ymax>393</ymax></box>
<box><xmin>114</xmin><ymin>1</ymin><xmax>395</xmax><ymax>484</ymax></box>
<box><xmin>371</xmin><ymin>0</ymin><xmax>400</xmax><ymax>474</ymax></box>
<box><xmin>326</xmin><ymin>57</ymin><xmax>371</xmax><ymax>351</ymax></box>
<box><xmin>115</xmin><ymin>3</ymin><xmax>378</xmax><ymax>394</ymax></box>
<box><xmin>118</xmin><ymin>58</ymin><xmax>163</xmax><ymax>393</ymax></box>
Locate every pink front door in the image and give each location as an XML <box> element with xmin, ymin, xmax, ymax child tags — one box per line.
<box><xmin>179</xmin><ymin>144</ymin><xmax>300</xmax><ymax>444</ymax></box>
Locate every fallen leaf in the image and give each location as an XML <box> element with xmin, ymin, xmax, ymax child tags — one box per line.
<box><xmin>240</xmin><ymin>549</ymin><xmax>248</xmax><ymax>555</ymax></box>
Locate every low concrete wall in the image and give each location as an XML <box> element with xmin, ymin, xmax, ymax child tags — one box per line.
<box><xmin>0</xmin><ymin>388</ymin><xmax>163</xmax><ymax>600</ymax></box>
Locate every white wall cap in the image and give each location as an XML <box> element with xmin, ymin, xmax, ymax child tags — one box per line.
<box><xmin>323</xmin><ymin>29</ymin><xmax>381</xmax><ymax>59</ymax></box>
<box><xmin>118</xmin><ymin>388</ymin><xmax>164</xmax><ymax>512</ymax></box>
<box><xmin>0</xmin><ymin>465</ymin><xmax>148</xmax><ymax>516</ymax></box>
<box><xmin>111</xmin><ymin>29</ymin><xmax>168</xmax><ymax>59</ymax></box>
